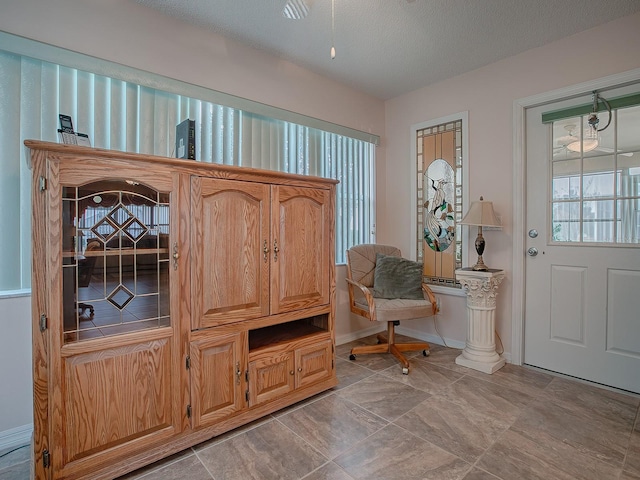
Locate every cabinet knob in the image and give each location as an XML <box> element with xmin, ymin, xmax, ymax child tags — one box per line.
<box><xmin>297</xmin><ymin>367</ymin><xmax>302</xmax><ymax>372</ymax></box>
<box><xmin>290</xmin><ymin>370</ymin><xmax>295</xmax><ymax>376</ymax></box>
<box><xmin>263</xmin><ymin>240</ymin><xmax>270</xmax><ymax>262</ymax></box>
<box><xmin>273</xmin><ymin>239</ymin><xmax>280</xmax><ymax>262</ymax></box>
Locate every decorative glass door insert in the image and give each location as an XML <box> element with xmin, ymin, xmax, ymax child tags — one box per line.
<box><xmin>62</xmin><ymin>180</ymin><xmax>170</xmax><ymax>343</ymax></box>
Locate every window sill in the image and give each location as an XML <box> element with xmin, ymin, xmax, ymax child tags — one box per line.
<box><xmin>428</xmin><ymin>285</ymin><xmax>466</xmax><ymax>297</ymax></box>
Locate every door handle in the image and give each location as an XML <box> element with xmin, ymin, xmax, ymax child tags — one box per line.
<box><xmin>527</xmin><ymin>247</ymin><xmax>538</xmax><ymax>257</ymax></box>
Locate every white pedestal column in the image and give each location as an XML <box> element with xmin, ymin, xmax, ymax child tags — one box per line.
<box><xmin>455</xmin><ymin>268</ymin><xmax>505</xmax><ymax>374</ymax></box>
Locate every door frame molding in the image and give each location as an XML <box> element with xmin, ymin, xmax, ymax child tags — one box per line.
<box><xmin>511</xmin><ymin>67</ymin><xmax>640</xmax><ymax>365</ymax></box>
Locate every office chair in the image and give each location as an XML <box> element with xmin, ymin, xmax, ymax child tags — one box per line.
<box><xmin>345</xmin><ymin>244</ymin><xmax>439</xmax><ymax>374</ymax></box>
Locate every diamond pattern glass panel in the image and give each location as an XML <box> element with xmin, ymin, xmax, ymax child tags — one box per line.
<box><xmin>107</xmin><ymin>284</ymin><xmax>135</xmax><ymax>310</ymax></box>
<box><xmin>61</xmin><ymin>180</ymin><xmax>171</xmax><ymax>344</ymax></box>
<box><xmin>124</xmin><ymin>218</ymin><xmax>149</xmax><ymax>242</ymax></box>
<box><xmin>108</xmin><ymin>205</ymin><xmax>133</xmax><ymax>227</ymax></box>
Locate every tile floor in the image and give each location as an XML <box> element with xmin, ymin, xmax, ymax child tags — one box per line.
<box><xmin>2</xmin><ymin>335</ymin><xmax>639</xmax><ymax>480</ymax></box>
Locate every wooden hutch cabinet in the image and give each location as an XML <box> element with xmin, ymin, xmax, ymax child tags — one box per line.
<box><xmin>27</xmin><ymin>141</ymin><xmax>337</xmax><ymax>480</ymax></box>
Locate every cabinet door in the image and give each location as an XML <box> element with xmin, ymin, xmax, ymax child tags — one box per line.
<box><xmin>271</xmin><ymin>186</ymin><xmax>331</xmax><ymax>314</ymax></box>
<box><xmin>295</xmin><ymin>339</ymin><xmax>333</xmax><ymax>389</ymax></box>
<box><xmin>191</xmin><ymin>177</ymin><xmax>270</xmax><ymax>329</ymax></box>
<box><xmin>190</xmin><ymin>331</ymin><xmax>246</xmax><ymax>429</ymax></box>
<box><xmin>44</xmin><ymin>170</ymin><xmax>183</xmax><ymax>479</ymax></box>
<box><xmin>248</xmin><ymin>351</ymin><xmax>295</xmax><ymax>406</ymax></box>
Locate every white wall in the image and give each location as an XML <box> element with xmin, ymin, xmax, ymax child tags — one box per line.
<box><xmin>0</xmin><ymin>295</ymin><xmax>33</xmax><ymax>445</ymax></box>
<box><xmin>382</xmin><ymin>12</ymin><xmax>640</xmax><ymax>355</ymax></box>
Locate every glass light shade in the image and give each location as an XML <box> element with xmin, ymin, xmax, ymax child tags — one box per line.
<box><xmin>566</xmin><ymin>124</ymin><xmax>599</xmax><ymax>153</ymax></box>
<box><xmin>566</xmin><ymin>137</ymin><xmax>599</xmax><ymax>153</ymax></box>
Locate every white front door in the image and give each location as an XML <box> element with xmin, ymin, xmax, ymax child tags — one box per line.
<box><xmin>524</xmin><ymin>87</ymin><xmax>640</xmax><ymax>394</ymax></box>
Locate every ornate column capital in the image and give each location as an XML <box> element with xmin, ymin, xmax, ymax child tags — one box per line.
<box><xmin>455</xmin><ymin>269</ymin><xmax>505</xmax><ymax>308</ymax></box>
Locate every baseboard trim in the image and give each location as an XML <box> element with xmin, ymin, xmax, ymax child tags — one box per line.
<box><xmin>336</xmin><ymin>324</ymin><xmax>385</xmax><ymax>346</ymax></box>
<box><xmin>395</xmin><ymin>325</ymin><xmax>466</xmax><ymax>350</ymax></box>
<box><xmin>0</xmin><ymin>424</ymin><xmax>32</xmax><ymax>450</ymax></box>
<box><xmin>334</xmin><ymin>324</ymin><xmax>512</xmax><ymax>363</ymax></box>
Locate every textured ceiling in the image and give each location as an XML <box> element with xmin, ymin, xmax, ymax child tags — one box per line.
<box><xmin>133</xmin><ymin>0</ymin><xmax>640</xmax><ymax>100</ymax></box>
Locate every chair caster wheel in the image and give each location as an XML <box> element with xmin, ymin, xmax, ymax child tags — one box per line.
<box><xmin>402</xmin><ymin>367</ymin><xmax>409</xmax><ymax>375</ymax></box>
<box><xmin>423</xmin><ymin>349</ymin><xmax>430</xmax><ymax>357</ymax></box>
<box><xmin>349</xmin><ymin>354</ymin><xmax>356</xmax><ymax>361</ymax></box>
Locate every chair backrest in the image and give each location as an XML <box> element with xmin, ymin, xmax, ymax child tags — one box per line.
<box><xmin>346</xmin><ymin>244</ymin><xmax>401</xmax><ymax>288</ymax></box>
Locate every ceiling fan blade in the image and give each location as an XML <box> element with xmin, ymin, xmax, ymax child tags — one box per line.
<box><xmin>595</xmin><ymin>146</ymin><xmax>634</xmax><ymax>157</ymax></box>
<box><xmin>283</xmin><ymin>0</ymin><xmax>311</xmax><ymax>19</ymax></box>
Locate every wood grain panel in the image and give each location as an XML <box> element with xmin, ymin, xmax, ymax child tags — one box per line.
<box><xmin>271</xmin><ymin>185</ymin><xmax>330</xmax><ymax>314</ymax></box>
<box><xmin>62</xmin><ymin>338</ymin><xmax>173</xmax><ymax>463</ymax></box>
<box><xmin>190</xmin><ymin>331</ymin><xmax>246</xmax><ymax>429</ymax></box>
<box><xmin>248</xmin><ymin>351</ymin><xmax>294</xmax><ymax>406</ymax></box>
<box><xmin>295</xmin><ymin>339</ymin><xmax>333</xmax><ymax>389</ymax></box>
<box><xmin>191</xmin><ymin>177</ymin><xmax>270</xmax><ymax>328</ymax></box>
<box><xmin>30</xmin><ymin>150</ymin><xmax>49</xmax><ymax>480</ymax></box>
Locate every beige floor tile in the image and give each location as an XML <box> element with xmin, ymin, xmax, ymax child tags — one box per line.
<box><xmin>197</xmin><ymin>419</ymin><xmax>327</xmax><ymax>480</ymax></box>
<box><xmin>300</xmin><ymin>462</ymin><xmax>356</xmax><ymax>480</ymax></box>
<box><xmin>277</xmin><ymin>393</ymin><xmax>388</xmax><ymax>458</ymax></box>
<box><xmin>192</xmin><ymin>416</ymin><xmax>275</xmax><ymax>451</ymax></box>
<box><xmin>334</xmin><ymin>423</ymin><xmax>470</xmax><ymax>480</ymax></box>
<box><xmin>465</xmin><ymin>363</ymin><xmax>554</xmax><ymax>397</ymax></box>
<box><xmin>461</xmin><ymin>468</ymin><xmax>502</xmax><ymax>480</ymax></box>
<box><xmin>541</xmin><ymin>377</ymin><xmax>640</xmax><ymax>427</ymax></box>
<box><xmin>477</xmin><ymin>428</ymin><xmax>622</xmax><ymax>480</ymax></box>
<box><xmin>420</xmin><ymin>346</ymin><xmax>472</xmax><ymax>374</ymax></box>
<box><xmin>394</xmin><ymin>376</ymin><xmax>534</xmax><ymax>462</ymax></box>
<box><xmin>512</xmin><ymin>393</ymin><xmax>632</xmax><ymax>467</ymax></box>
<box><xmin>131</xmin><ymin>454</ymin><xmax>212</xmax><ymax>480</ymax></box>
<box><xmin>335</xmin><ymin>374</ymin><xmax>430</xmax><ymax>421</ymax></box>
<box><xmin>333</xmin><ymin>358</ymin><xmax>375</xmax><ymax>390</ymax></box>
<box><xmin>622</xmin><ymin>424</ymin><xmax>640</xmax><ymax>476</ymax></box>
<box><xmin>116</xmin><ymin>450</ymin><xmax>197</xmax><ymax>479</ymax></box>
<box><xmin>377</xmin><ymin>357</ymin><xmax>465</xmax><ymax>394</ymax></box>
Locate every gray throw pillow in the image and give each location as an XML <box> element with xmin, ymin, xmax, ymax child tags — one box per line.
<box><xmin>372</xmin><ymin>253</ymin><xmax>424</xmax><ymax>299</ymax></box>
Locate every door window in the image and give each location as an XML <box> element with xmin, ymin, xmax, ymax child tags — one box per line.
<box><xmin>551</xmin><ymin>104</ymin><xmax>640</xmax><ymax>244</ymax></box>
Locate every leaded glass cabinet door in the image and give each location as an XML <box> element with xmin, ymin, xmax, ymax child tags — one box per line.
<box><xmin>47</xmin><ymin>159</ymin><xmax>183</xmax><ymax>479</ymax></box>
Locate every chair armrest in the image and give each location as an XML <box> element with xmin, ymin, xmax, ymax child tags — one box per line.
<box><xmin>345</xmin><ymin>277</ymin><xmax>377</xmax><ymax>320</ymax></box>
<box><xmin>422</xmin><ymin>283</ymin><xmax>439</xmax><ymax>315</ymax></box>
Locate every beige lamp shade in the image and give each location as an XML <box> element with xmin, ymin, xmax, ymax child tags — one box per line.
<box><xmin>460</xmin><ymin>196</ymin><xmax>500</xmax><ymax>271</ymax></box>
<box><xmin>460</xmin><ymin>197</ymin><xmax>500</xmax><ymax>227</ymax></box>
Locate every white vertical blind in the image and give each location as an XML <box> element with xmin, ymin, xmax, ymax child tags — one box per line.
<box><xmin>0</xmin><ymin>51</ymin><xmax>375</xmax><ymax>292</ymax></box>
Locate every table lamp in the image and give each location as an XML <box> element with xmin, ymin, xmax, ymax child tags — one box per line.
<box><xmin>460</xmin><ymin>196</ymin><xmax>501</xmax><ymax>271</ymax></box>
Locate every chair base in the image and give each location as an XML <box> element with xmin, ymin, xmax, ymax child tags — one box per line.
<box><xmin>349</xmin><ymin>321</ymin><xmax>430</xmax><ymax>374</ymax></box>
<box><xmin>77</xmin><ymin>302</ymin><xmax>95</xmax><ymax>319</ymax></box>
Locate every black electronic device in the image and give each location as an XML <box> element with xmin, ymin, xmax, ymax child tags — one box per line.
<box><xmin>58</xmin><ymin>114</ymin><xmax>77</xmax><ymax>145</ymax></box>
